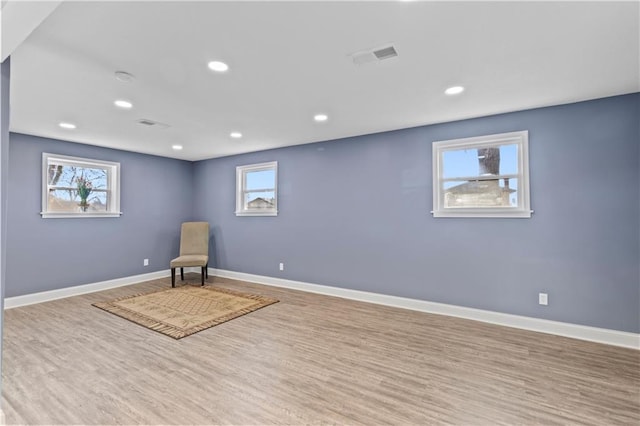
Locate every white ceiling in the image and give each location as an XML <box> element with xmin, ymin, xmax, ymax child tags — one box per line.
<box><xmin>0</xmin><ymin>0</ymin><xmax>62</xmax><ymax>62</ymax></box>
<box><xmin>8</xmin><ymin>1</ymin><xmax>640</xmax><ymax>161</ymax></box>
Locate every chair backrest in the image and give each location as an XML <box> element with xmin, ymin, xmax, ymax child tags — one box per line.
<box><xmin>179</xmin><ymin>222</ymin><xmax>209</xmax><ymax>256</ymax></box>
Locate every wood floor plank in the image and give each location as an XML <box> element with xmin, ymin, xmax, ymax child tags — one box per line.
<box><xmin>2</xmin><ymin>274</ymin><xmax>639</xmax><ymax>425</ymax></box>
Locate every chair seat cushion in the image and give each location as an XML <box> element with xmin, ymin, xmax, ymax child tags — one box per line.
<box><xmin>170</xmin><ymin>255</ymin><xmax>209</xmax><ymax>268</ymax></box>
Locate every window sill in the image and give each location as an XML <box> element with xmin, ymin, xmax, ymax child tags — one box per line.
<box><xmin>41</xmin><ymin>212</ymin><xmax>123</xmax><ymax>219</ymax></box>
<box><xmin>235</xmin><ymin>210</ymin><xmax>278</xmax><ymax>217</ymax></box>
<box><xmin>431</xmin><ymin>209</ymin><xmax>533</xmax><ymax>218</ymax></box>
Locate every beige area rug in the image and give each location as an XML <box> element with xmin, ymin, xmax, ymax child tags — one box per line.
<box><xmin>93</xmin><ymin>285</ymin><xmax>278</xmax><ymax>339</ymax></box>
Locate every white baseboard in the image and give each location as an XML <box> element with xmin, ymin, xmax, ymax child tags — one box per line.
<box><xmin>3</xmin><ymin>267</ymin><xmax>638</xmax><ymax>349</ymax></box>
<box><xmin>4</xmin><ymin>270</ymin><xmax>170</xmax><ymax>309</ymax></box>
<box><xmin>210</xmin><ymin>268</ymin><xmax>640</xmax><ymax>350</ymax></box>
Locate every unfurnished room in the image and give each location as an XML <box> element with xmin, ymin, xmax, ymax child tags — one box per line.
<box><xmin>0</xmin><ymin>1</ymin><xmax>638</xmax><ymax>424</ymax></box>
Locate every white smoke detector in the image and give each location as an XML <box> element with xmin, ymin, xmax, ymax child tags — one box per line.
<box><xmin>114</xmin><ymin>71</ymin><xmax>135</xmax><ymax>83</ymax></box>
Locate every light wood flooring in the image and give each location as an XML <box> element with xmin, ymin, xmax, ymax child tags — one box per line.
<box><xmin>2</xmin><ymin>275</ymin><xmax>639</xmax><ymax>425</ymax></box>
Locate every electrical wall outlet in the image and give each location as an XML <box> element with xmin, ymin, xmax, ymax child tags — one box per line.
<box><xmin>279</xmin><ymin>262</ymin><xmax>284</xmax><ymax>271</ymax></box>
<box><xmin>143</xmin><ymin>258</ymin><xmax>149</xmax><ymax>266</ymax></box>
<box><xmin>539</xmin><ymin>292</ymin><xmax>548</xmax><ymax>306</ymax></box>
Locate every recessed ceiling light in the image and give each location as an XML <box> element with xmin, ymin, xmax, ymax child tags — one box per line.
<box><xmin>207</xmin><ymin>61</ymin><xmax>229</xmax><ymax>72</ymax></box>
<box><xmin>230</xmin><ymin>132</ymin><xmax>242</xmax><ymax>139</ymax></box>
<box><xmin>314</xmin><ymin>114</ymin><xmax>328</xmax><ymax>122</ymax></box>
<box><xmin>114</xmin><ymin>100</ymin><xmax>133</xmax><ymax>109</ymax></box>
<box><xmin>59</xmin><ymin>122</ymin><xmax>76</xmax><ymax>129</ymax></box>
<box><xmin>445</xmin><ymin>86</ymin><xmax>465</xmax><ymax>95</ymax></box>
<box><xmin>172</xmin><ymin>145</ymin><xmax>183</xmax><ymax>151</ymax></box>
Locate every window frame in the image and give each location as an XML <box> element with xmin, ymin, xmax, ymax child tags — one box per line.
<box><xmin>41</xmin><ymin>153</ymin><xmax>122</xmax><ymax>219</ymax></box>
<box><xmin>432</xmin><ymin>130</ymin><xmax>532</xmax><ymax>218</ymax></box>
<box><xmin>235</xmin><ymin>161</ymin><xmax>278</xmax><ymax>217</ymax></box>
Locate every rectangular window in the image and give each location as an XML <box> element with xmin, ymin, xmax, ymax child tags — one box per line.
<box><xmin>236</xmin><ymin>161</ymin><xmax>278</xmax><ymax>216</ymax></box>
<box><xmin>42</xmin><ymin>153</ymin><xmax>121</xmax><ymax>218</ymax></box>
<box><xmin>432</xmin><ymin>131</ymin><xmax>531</xmax><ymax>218</ymax></box>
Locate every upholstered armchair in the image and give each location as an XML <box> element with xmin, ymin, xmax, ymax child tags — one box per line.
<box><xmin>170</xmin><ymin>222</ymin><xmax>209</xmax><ymax>287</ymax></box>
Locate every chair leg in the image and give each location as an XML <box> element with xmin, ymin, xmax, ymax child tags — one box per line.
<box><xmin>171</xmin><ymin>268</ymin><xmax>176</xmax><ymax>288</ymax></box>
<box><xmin>201</xmin><ymin>266</ymin><xmax>205</xmax><ymax>286</ymax></box>
<box><xmin>180</xmin><ymin>267</ymin><xmax>184</xmax><ymax>281</ymax></box>
<box><xmin>205</xmin><ymin>264</ymin><xmax>208</xmax><ymax>279</ymax></box>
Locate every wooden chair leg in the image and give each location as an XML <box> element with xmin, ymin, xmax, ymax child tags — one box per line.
<box><xmin>180</xmin><ymin>267</ymin><xmax>184</xmax><ymax>281</ymax></box>
<box><xmin>171</xmin><ymin>268</ymin><xmax>176</xmax><ymax>288</ymax></box>
<box><xmin>205</xmin><ymin>264</ymin><xmax>208</xmax><ymax>279</ymax></box>
<box><xmin>201</xmin><ymin>266</ymin><xmax>205</xmax><ymax>286</ymax></box>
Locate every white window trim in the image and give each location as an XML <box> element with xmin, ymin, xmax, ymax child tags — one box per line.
<box><xmin>41</xmin><ymin>153</ymin><xmax>122</xmax><ymax>219</ymax></box>
<box><xmin>432</xmin><ymin>131</ymin><xmax>532</xmax><ymax>218</ymax></box>
<box><xmin>235</xmin><ymin>161</ymin><xmax>278</xmax><ymax>217</ymax></box>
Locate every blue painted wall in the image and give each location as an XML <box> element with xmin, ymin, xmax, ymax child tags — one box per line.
<box><xmin>6</xmin><ymin>133</ymin><xmax>194</xmax><ymax>297</ymax></box>
<box><xmin>5</xmin><ymin>94</ymin><xmax>638</xmax><ymax>333</ymax></box>
<box><xmin>193</xmin><ymin>94</ymin><xmax>640</xmax><ymax>333</ymax></box>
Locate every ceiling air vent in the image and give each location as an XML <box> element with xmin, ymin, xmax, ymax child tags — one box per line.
<box><xmin>350</xmin><ymin>44</ymin><xmax>398</xmax><ymax>66</ymax></box>
<box><xmin>136</xmin><ymin>119</ymin><xmax>170</xmax><ymax>129</ymax></box>
<box><xmin>373</xmin><ymin>46</ymin><xmax>398</xmax><ymax>60</ymax></box>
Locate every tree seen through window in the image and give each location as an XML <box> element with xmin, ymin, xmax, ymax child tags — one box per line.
<box><xmin>47</xmin><ymin>163</ymin><xmax>108</xmax><ymax>212</ymax></box>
